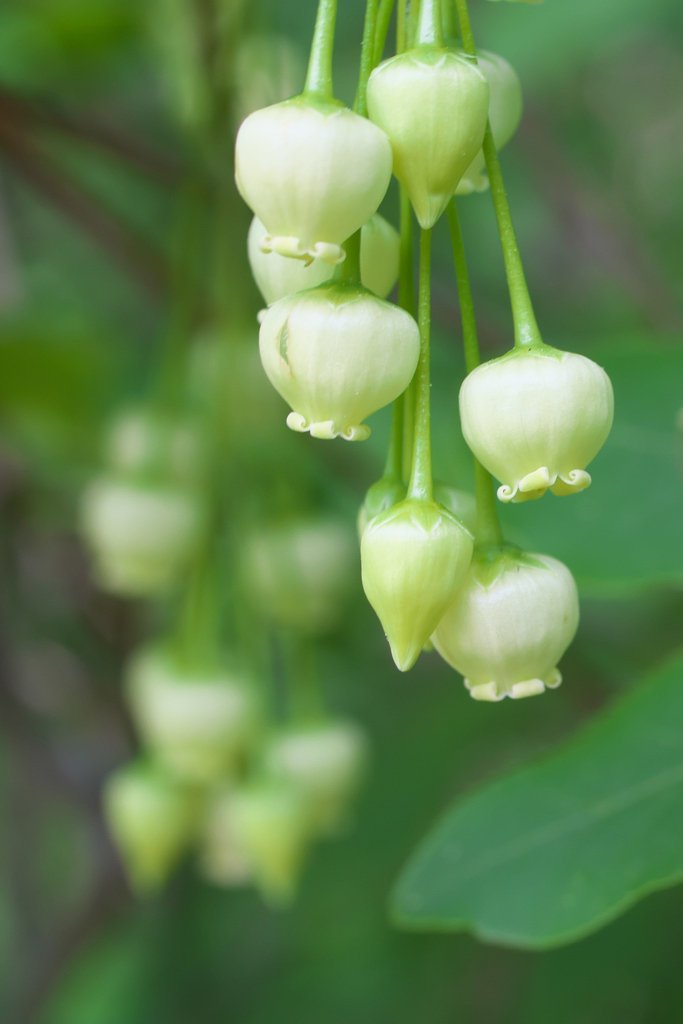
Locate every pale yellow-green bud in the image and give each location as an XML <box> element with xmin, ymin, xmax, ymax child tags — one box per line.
<box><xmin>367</xmin><ymin>49</ymin><xmax>489</xmax><ymax>228</ymax></box>
<box><xmin>103</xmin><ymin>761</ymin><xmax>199</xmax><ymax>894</ymax></box>
<box><xmin>433</xmin><ymin>547</ymin><xmax>579</xmax><ymax>701</ymax></box>
<box><xmin>459</xmin><ymin>346</ymin><xmax>614</xmax><ymax>503</ymax></box>
<box><xmin>198</xmin><ymin>785</ymin><xmax>253</xmax><ymax>888</ymax></box>
<box><xmin>105</xmin><ymin>409</ymin><xmax>201</xmax><ymax>487</ymax></box>
<box><xmin>126</xmin><ymin>647</ymin><xmax>257</xmax><ymax>784</ymax></box>
<box><xmin>248</xmin><ymin>213</ymin><xmax>400</xmax><ymax>307</ymax></box>
<box><xmin>455</xmin><ymin>50</ymin><xmax>523</xmax><ymax>195</ymax></box>
<box><xmin>230</xmin><ymin>782</ymin><xmax>311</xmax><ymax>906</ymax></box>
<box><xmin>80</xmin><ymin>478</ymin><xmax>204</xmax><ymax>596</ymax></box>
<box><xmin>361</xmin><ymin>499</ymin><xmax>474</xmax><ymax>671</ymax></box>
<box><xmin>243</xmin><ymin>517</ymin><xmax>356</xmax><ymax>634</ymax></box>
<box><xmin>259</xmin><ymin>284</ymin><xmax>419</xmax><ymax>441</ymax></box>
<box><xmin>235</xmin><ymin>97</ymin><xmax>393</xmax><ymax>264</ymax></box>
<box><xmin>264</xmin><ymin>721</ymin><xmax>368</xmax><ymax>837</ymax></box>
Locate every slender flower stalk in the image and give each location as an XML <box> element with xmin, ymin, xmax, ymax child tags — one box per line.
<box><xmin>305</xmin><ymin>0</ymin><xmax>338</xmax><ymax>101</ymax></box>
<box><xmin>407</xmin><ymin>228</ymin><xmax>434</xmax><ymax>503</ymax></box>
<box><xmin>374</xmin><ymin>0</ymin><xmax>396</xmax><ymax>64</ymax></box>
<box><xmin>354</xmin><ymin>0</ymin><xmax>380</xmax><ymax>116</ymax></box>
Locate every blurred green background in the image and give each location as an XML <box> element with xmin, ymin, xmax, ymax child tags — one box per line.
<box><xmin>1</xmin><ymin>0</ymin><xmax>683</xmax><ymax>1021</ymax></box>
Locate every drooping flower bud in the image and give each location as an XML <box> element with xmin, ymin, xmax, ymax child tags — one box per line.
<box><xmin>80</xmin><ymin>478</ymin><xmax>204</xmax><ymax>596</ymax></box>
<box><xmin>455</xmin><ymin>50</ymin><xmax>523</xmax><ymax>195</ymax></box>
<box><xmin>229</xmin><ymin>782</ymin><xmax>311</xmax><ymax>906</ymax></box>
<box><xmin>259</xmin><ymin>283</ymin><xmax>420</xmax><ymax>441</ymax></box>
<box><xmin>243</xmin><ymin>517</ymin><xmax>356</xmax><ymax>634</ymax></box>
<box><xmin>125</xmin><ymin>646</ymin><xmax>258</xmax><ymax>783</ymax></box>
<box><xmin>248</xmin><ymin>213</ymin><xmax>400</xmax><ymax>307</ymax></box>
<box><xmin>264</xmin><ymin>720</ymin><xmax>368</xmax><ymax>836</ymax></box>
<box><xmin>104</xmin><ymin>761</ymin><xmax>199</xmax><ymax>894</ymax></box>
<box><xmin>367</xmin><ymin>49</ymin><xmax>489</xmax><ymax>227</ymax></box>
<box><xmin>459</xmin><ymin>346</ymin><xmax>614</xmax><ymax>502</ymax></box>
<box><xmin>361</xmin><ymin>499</ymin><xmax>474</xmax><ymax>671</ymax></box>
<box><xmin>235</xmin><ymin>97</ymin><xmax>393</xmax><ymax>264</ymax></box>
<box><xmin>433</xmin><ymin>546</ymin><xmax>579</xmax><ymax>701</ymax></box>
<box><xmin>106</xmin><ymin>408</ymin><xmax>201</xmax><ymax>487</ymax></box>
<box><xmin>198</xmin><ymin>785</ymin><xmax>253</xmax><ymax>887</ymax></box>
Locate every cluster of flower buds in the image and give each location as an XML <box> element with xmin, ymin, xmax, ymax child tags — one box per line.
<box><xmin>80</xmin><ymin>408</ymin><xmax>205</xmax><ymax>597</ymax></box>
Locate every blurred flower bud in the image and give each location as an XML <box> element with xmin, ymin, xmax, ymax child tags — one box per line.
<box><xmin>126</xmin><ymin>646</ymin><xmax>258</xmax><ymax>783</ymax></box>
<box><xmin>264</xmin><ymin>720</ymin><xmax>368</xmax><ymax>836</ymax></box>
<box><xmin>432</xmin><ymin>482</ymin><xmax>477</xmax><ymax>535</ymax></box>
<box><xmin>235</xmin><ymin>97</ymin><xmax>392</xmax><ymax>264</ymax></box>
<box><xmin>367</xmin><ymin>49</ymin><xmax>489</xmax><ymax>228</ymax></box>
<box><xmin>104</xmin><ymin>761</ymin><xmax>199</xmax><ymax>894</ymax></box>
<box><xmin>106</xmin><ymin>408</ymin><xmax>202</xmax><ymax>487</ymax></box>
<box><xmin>259</xmin><ymin>284</ymin><xmax>419</xmax><ymax>441</ymax></box>
<box><xmin>361</xmin><ymin>499</ymin><xmax>474</xmax><ymax>671</ymax></box>
<box><xmin>456</xmin><ymin>50</ymin><xmax>523</xmax><ymax>195</ymax></box>
<box><xmin>230</xmin><ymin>782</ymin><xmax>311</xmax><ymax>906</ymax></box>
<box><xmin>357</xmin><ymin>474</ymin><xmax>407</xmax><ymax>538</ymax></box>
<box><xmin>433</xmin><ymin>547</ymin><xmax>579</xmax><ymax>700</ymax></box>
<box><xmin>459</xmin><ymin>347</ymin><xmax>614</xmax><ymax>503</ymax></box>
<box><xmin>243</xmin><ymin>517</ymin><xmax>356</xmax><ymax>634</ymax></box>
<box><xmin>198</xmin><ymin>785</ymin><xmax>253</xmax><ymax>887</ymax></box>
<box><xmin>234</xmin><ymin>34</ymin><xmax>305</xmax><ymax>124</ymax></box>
<box><xmin>80</xmin><ymin>479</ymin><xmax>204</xmax><ymax>597</ymax></box>
<box><xmin>248</xmin><ymin>213</ymin><xmax>400</xmax><ymax>306</ymax></box>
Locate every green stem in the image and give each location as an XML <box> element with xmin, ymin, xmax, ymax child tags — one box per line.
<box><xmin>417</xmin><ymin>0</ymin><xmax>444</xmax><ymax>47</ymax></box>
<box><xmin>407</xmin><ymin>0</ymin><xmax>422</xmax><ymax>48</ymax></box>
<box><xmin>304</xmin><ymin>0</ymin><xmax>337</xmax><ymax>101</ymax></box>
<box><xmin>442</xmin><ymin>0</ymin><xmax>456</xmax><ymax>41</ymax></box>
<box><xmin>398</xmin><ymin>185</ymin><xmax>416</xmax><ymax>480</ymax></box>
<box><xmin>447</xmin><ymin>199</ymin><xmax>504</xmax><ymax>548</ymax></box>
<box><xmin>454</xmin><ymin>0</ymin><xmax>542</xmax><ymax>349</ymax></box>
<box><xmin>374</xmin><ymin>0</ymin><xmax>396</xmax><ymax>63</ymax></box>
<box><xmin>333</xmin><ymin>229</ymin><xmax>362</xmax><ymax>285</ymax></box>
<box><xmin>407</xmin><ymin>228</ymin><xmax>434</xmax><ymax>502</ymax></box>
<box><xmin>385</xmin><ymin>397</ymin><xmax>405</xmax><ymax>480</ymax></box>
<box><xmin>354</xmin><ymin>0</ymin><xmax>380</xmax><ymax>116</ymax></box>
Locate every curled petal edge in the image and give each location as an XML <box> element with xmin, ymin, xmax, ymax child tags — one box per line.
<box><xmin>466</xmin><ymin>668</ymin><xmax>562</xmax><ymax>702</ymax></box>
<box><xmin>286</xmin><ymin>412</ymin><xmax>370</xmax><ymax>442</ymax></box>
<box><xmin>259</xmin><ymin>234</ymin><xmax>345</xmax><ymax>266</ymax></box>
<box><xmin>497</xmin><ymin>468</ymin><xmax>592</xmax><ymax>504</ymax></box>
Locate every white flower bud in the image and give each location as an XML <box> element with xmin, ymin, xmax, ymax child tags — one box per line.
<box><xmin>104</xmin><ymin>761</ymin><xmax>199</xmax><ymax>894</ymax></box>
<box><xmin>106</xmin><ymin>409</ymin><xmax>201</xmax><ymax>486</ymax></box>
<box><xmin>126</xmin><ymin>647</ymin><xmax>257</xmax><ymax>783</ymax></box>
<box><xmin>264</xmin><ymin>721</ymin><xmax>368</xmax><ymax>836</ymax></box>
<box><xmin>235</xmin><ymin>98</ymin><xmax>393</xmax><ymax>264</ymax></box>
<box><xmin>455</xmin><ymin>50</ymin><xmax>523</xmax><ymax>195</ymax></box>
<box><xmin>198</xmin><ymin>786</ymin><xmax>253</xmax><ymax>887</ymax></box>
<box><xmin>243</xmin><ymin>517</ymin><xmax>356</xmax><ymax>634</ymax></box>
<box><xmin>230</xmin><ymin>782</ymin><xmax>311</xmax><ymax>906</ymax></box>
<box><xmin>248</xmin><ymin>213</ymin><xmax>400</xmax><ymax>306</ymax></box>
<box><xmin>433</xmin><ymin>547</ymin><xmax>579</xmax><ymax>701</ymax></box>
<box><xmin>367</xmin><ymin>49</ymin><xmax>490</xmax><ymax>228</ymax></box>
<box><xmin>259</xmin><ymin>284</ymin><xmax>420</xmax><ymax>441</ymax></box>
<box><xmin>361</xmin><ymin>499</ymin><xmax>474</xmax><ymax>671</ymax></box>
<box><xmin>459</xmin><ymin>347</ymin><xmax>614</xmax><ymax>503</ymax></box>
<box><xmin>80</xmin><ymin>478</ymin><xmax>203</xmax><ymax>596</ymax></box>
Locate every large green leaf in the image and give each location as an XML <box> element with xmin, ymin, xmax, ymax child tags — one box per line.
<box><xmin>500</xmin><ymin>345</ymin><xmax>683</xmax><ymax>596</ymax></box>
<box><xmin>391</xmin><ymin>649</ymin><xmax>683</xmax><ymax>949</ymax></box>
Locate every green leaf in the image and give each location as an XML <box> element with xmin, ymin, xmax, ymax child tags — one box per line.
<box><xmin>391</xmin><ymin>649</ymin><xmax>683</xmax><ymax>949</ymax></box>
<box><xmin>500</xmin><ymin>344</ymin><xmax>683</xmax><ymax>596</ymax></box>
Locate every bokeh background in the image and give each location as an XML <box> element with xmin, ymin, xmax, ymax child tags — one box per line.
<box><xmin>1</xmin><ymin>0</ymin><xmax>683</xmax><ymax>1021</ymax></box>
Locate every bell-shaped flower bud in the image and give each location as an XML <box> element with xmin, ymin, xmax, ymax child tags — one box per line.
<box><xmin>106</xmin><ymin>408</ymin><xmax>202</xmax><ymax>487</ymax></box>
<box><xmin>243</xmin><ymin>517</ymin><xmax>356</xmax><ymax>634</ymax></box>
<box><xmin>259</xmin><ymin>283</ymin><xmax>420</xmax><ymax>441</ymax></box>
<box><xmin>80</xmin><ymin>478</ymin><xmax>204</xmax><ymax>596</ymax></box>
<box><xmin>433</xmin><ymin>481</ymin><xmax>477</xmax><ymax>535</ymax></box>
<box><xmin>459</xmin><ymin>346</ymin><xmax>614</xmax><ymax>503</ymax></box>
<box><xmin>235</xmin><ymin>97</ymin><xmax>393</xmax><ymax>264</ymax></box>
<box><xmin>367</xmin><ymin>49</ymin><xmax>489</xmax><ymax>228</ymax></box>
<box><xmin>433</xmin><ymin>546</ymin><xmax>579</xmax><ymax>701</ymax></box>
<box><xmin>264</xmin><ymin>720</ymin><xmax>368</xmax><ymax>837</ymax></box>
<box><xmin>456</xmin><ymin>50</ymin><xmax>523</xmax><ymax>195</ymax></box>
<box><xmin>104</xmin><ymin>761</ymin><xmax>199</xmax><ymax>894</ymax></box>
<box><xmin>361</xmin><ymin>499</ymin><xmax>474</xmax><ymax>671</ymax></box>
<box><xmin>230</xmin><ymin>782</ymin><xmax>311</xmax><ymax>906</ymax></box>
<box><xmin>198</xmin><ymin>785</ymin><xmax>253</xmax><ymax>888</ymax></box>
<box><xmin>249</xmin><ymin>213</ymin><xmax>400</xmax><ymax>307</ymax></box>
<box><xmin>125</xmin><ymin>646</ymin><xmax>258</xmax><ymax>784</ymax></box>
